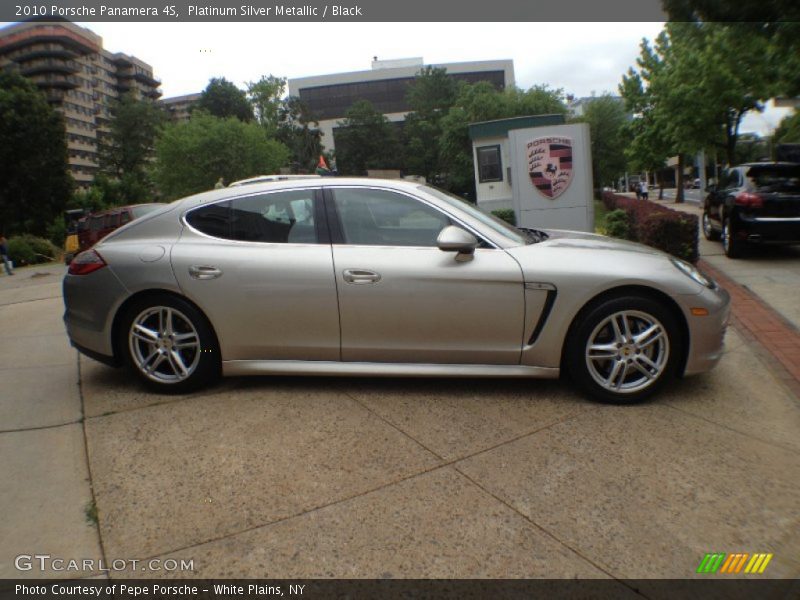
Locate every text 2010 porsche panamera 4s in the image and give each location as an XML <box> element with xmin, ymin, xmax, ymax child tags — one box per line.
<box><xmin>63</xmin><ymin>179</ymin><xmax>730</xmax><ymax>403</ymax></box>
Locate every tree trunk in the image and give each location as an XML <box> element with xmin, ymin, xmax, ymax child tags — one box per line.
<box><xmin>675</xmin><ymin>154</ymin><xmax>684</xmax><ymax>204</ymax></box>
<box><xmin>658</xmin><ymin>170</ymin><xmax>664</xmax><ymax>200</ymax></box>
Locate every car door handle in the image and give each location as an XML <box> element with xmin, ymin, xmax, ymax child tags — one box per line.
<box><xmin>343</xmin><ymin>269</ymin><xmax>381</xmax><ymax>284</ymax></box>
<box><xmin>188</xmin><ymin>265</ymin><xmax>223</xmax><ymax>280</ymax></box>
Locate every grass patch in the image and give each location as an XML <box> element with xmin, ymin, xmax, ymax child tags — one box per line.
<box><xmin>84</xmin><ymin>500</ymin><xmax>98</xmax><ymax>526</ymax></box>
<box><xmin>594</xmin><ymin>199</ymin><xmax>610</xmax><ymax>234</ymax></box>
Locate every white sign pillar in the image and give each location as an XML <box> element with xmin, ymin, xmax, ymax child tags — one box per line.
<box><xmin>508</xmin><ymin>123</ymin><xmax>593</xmax><ymax>232</ymax></box>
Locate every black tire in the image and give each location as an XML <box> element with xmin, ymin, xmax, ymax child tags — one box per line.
<box><xmin>565</xmin><ymin>295</ymin><xmax>682</xmax><ymax>404</ymax></box>
<box><xmin>702</xmin><ymin>210</ymin><xmax>719</xmax><ymax>241</ymax></box>
<box><xmin>722</xmin><ymin>216</ymin><xmax>743</xmax><ymax>259</ymax></box>
<box><xmin>120</xmin><ymin>294</ymin><xmax>220</xmax><ymax>393</ymax></box>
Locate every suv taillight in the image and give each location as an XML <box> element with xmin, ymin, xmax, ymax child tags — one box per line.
<box><xmin>735</xmin><ymin>192</ymin><xmax>763</xmax><ymax>209</ymax></box>
<box><xmin>68</xmin><ymin>249</ymin><xmax>107</xmax><ymax>275</ymax></box>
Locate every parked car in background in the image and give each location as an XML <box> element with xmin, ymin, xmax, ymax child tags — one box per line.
<box><xmin>77</xmin><ymin>204</ymin><xmax>165</xmax><ymax>253</ymax></box>
<box><xmin>63</xmin><ymin>179</ymin><xmax>730</xmax><ymax>404</ymax></box>
<box><xmin>63</xmin><ymin>208</ymin><xmax>87</xmax><ymax>264</ymax></box>
<box><xmin>702</xmin><ymin>162</ymin><xmax>800</xmax><ymax>258</ymax></box>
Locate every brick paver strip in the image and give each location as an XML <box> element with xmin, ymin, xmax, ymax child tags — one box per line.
<box><xmin>699</xmin><ymin>259</ymin><xmax>800</xmax><ymax>399</ymax></box>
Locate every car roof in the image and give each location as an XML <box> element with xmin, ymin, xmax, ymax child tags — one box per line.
<box><xmin>228</xmin><ymin>174</ymin><xmax>322</xmax><ymax>186</ymax></box>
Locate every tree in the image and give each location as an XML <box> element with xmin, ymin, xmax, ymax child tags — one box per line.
<box><xmin>662</xmin><ymin>1</ymin><xmax>800</xmax><ymax>96</ymax></box>
<box><xmin>439</xmin><ymin>82</ymin><xmax>567</xmax><ymax>196</ymax></box>
<box><xmin>98</xmin><ymin>93</ymin><xmax>166</xmax><ymax>204</ymax></box>
<box><xmin>153</xmin><ymin>112</ymin><xmax>289</xmax><ymax>199</ymax></box>
<box><xmin>276</xmin><ymin>96</ymin><xmax>323</xmax><ymax>173</ymax></box>
<box><xmin>774</xmin><ymin>111</ymin><xmax>800</xmax><ymax>144</ymax></box>
<box><xmin>403</xmin><ymin>67</ymin><xmax>458</xmax><ymax>182</ymax></box>
<box><xmin>194</xmin><ymin>77</ymin><xmax>254</xmax><ymax>122</ymax></box>
<box><xmin>334</xmin><ymin>100</ymin><xmax>401</xmax><ymax>175</ymax></box>
<box><xmin>247</xmin><ymin>75</ymin><xmax>286</xmax><ymax>136</ymax></box>
<box><xmin>0</xmin><ymin>71</ymin><xmax>72</xmax><ymax>236</ymax></box>
<box><xmin>571</xmin><ymin>95</ymin><xmax>628</xmax><ymax>190</ymax></box>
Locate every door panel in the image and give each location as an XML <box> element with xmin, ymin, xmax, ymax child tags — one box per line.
<box><xmin>328</xmin><ymin>187</ymin><xmax>526</xmax><ymax>364</ymax></box>
<box><xmin>171</xmin><ymin>189</ymin><xmax>339</xmax><ymax>361</ymax></box>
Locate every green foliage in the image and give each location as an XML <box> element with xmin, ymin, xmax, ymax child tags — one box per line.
<box><xmin>335</xmin><ymin>100</ymin><xmax>401</xmax><ymax>175</ymax></box>
<box><xmin>68</xmin><ymin>186</ymin><xmax>107</xmax><ymax>213</ymax></box>
<box><xmin>774</xmin><ymin>112</ymin><xmax>800</xmax><ymax>144</ymax></box>
<box><xmin>571</xmin><ymin>95</ymin><xmax>628</xmax><ymax>190</ymax></box>
<box><xmin>46</xmin><ymin>216</ymin><xmax>66</xmax><ymax>247</ymax></box>
<box><xmin>194</xmin><ymin>77</ymin><xmax>254</xmax><ymax>122</ymax></box>
<box><xmin>7</xmin><ymin>234</ymin><xmax>59</xmax><ymax>266</ymax></box>
<box><xmin>247</xmin><ymin>75</ymin><xmax>287</xmax><ymax>136</ymax></box>
<box><xmin>98</xmin><ymin>94</ymin><xmax>166</xmax><ymax>204</ymax></box>
<box><xmin>0</xmin><ymin>71</ymin><xmax>72</xmax><ymax>237</ymax></box>
<box><xmin>439</xmin><ymin>83</ymin><xmax>567</xmax><ymax>195</ymax></box>
<box><xmin>491</xmin><ymin>209</ymin><xmax>516</xmax><ymax>226</ymax></box>
<box><xmin>276</xmin><ymin>96</ymin><xmax>323</xmax><ymax>172</ymax></box>
<box><xmin>604</xmin><ymin>209</ymin><xmax>631</xmax><ymax>240</ymax></box>
<box><xmin>154</xmin><ymin>112</ymin><xmax>290</xmax><ymax>199</ymax></box>
<box><xmin>403</xmin><ymin>67</ymin><xmax>458</xmax><ymax>181</ymax></box>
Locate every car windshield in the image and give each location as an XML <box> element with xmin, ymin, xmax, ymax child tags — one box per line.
<box><xmin>746</xmin><ymin>165</ymin><xmax>800</xmax><ymax>193</ymax></box>
<box><xmin>420</xmin><ymin>185</ymin><xmax>529</xmax><ymax>245</ymax></box>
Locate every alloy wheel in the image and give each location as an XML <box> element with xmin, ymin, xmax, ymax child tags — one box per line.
<box><xmin>584</xmin><ymin>310</ymin><xmax>670</xmax><ymax>394</ymax></box>
<box><xmin>128</xmin><ymin>306</ymin><xmax>202</xmax><ymax>384</ymax></box>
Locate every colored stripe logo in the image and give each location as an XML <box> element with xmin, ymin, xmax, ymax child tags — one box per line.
<box><xmin>697</xmin><ymin>553</ymin><xmax>773</xmax><ymax>574</ymax></box>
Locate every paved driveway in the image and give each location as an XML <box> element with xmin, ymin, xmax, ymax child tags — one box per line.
<box><xmin>1</xmin><ymin>262</ymin><xmax>798</xmax><ymax>582</ymax></box>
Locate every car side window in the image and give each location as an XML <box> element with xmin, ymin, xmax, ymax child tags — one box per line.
<box><xmin>186</xmin><ymin>190</ymin><xmax>319</xmax><ymax>244</ymax></box>
<box><xmin>332</xmin><ymin>188</ymin><xmax>451</xmax><ymax>247</ymax></box>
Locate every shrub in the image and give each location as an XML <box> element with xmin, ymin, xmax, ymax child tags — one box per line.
<box><xmin>6</xmin><ymin>234</ymin><xmax>59</xmax><ymax>266</ymax></box>
<box><xmin>601</xmin><ymin>191</ymin><xmax>699</xmax><ymax>263</ymax></box>
<box><xmin>604</xmin><ymin>209</ymin><xmax>631</xmax><ymax>240</ymax></box>
<box><xmin>491</xmin><ymin>208</ymin><xmax>516</xmax><ymax>226</ymax></box>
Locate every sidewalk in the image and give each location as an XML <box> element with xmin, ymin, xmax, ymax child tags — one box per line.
<box><xmin>0</xmin><ymin>263</ymin><xmax>104</xmax><ymax>578</ymax></box>
<box><xmin>648</xmin><ymin>196</ymin><xmax>800</xmax><ymax>398</ymax></box>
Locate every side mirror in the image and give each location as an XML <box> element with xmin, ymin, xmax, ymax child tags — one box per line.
<box><xmin>437</xmin><ymin>226</ymin><xmax>478</xmax><ymax>261</ymax></box>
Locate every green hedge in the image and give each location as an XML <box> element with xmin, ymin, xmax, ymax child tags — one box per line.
<box><xmin>6</xmin><ymin>235</ymin><xmax>60</xmax><ymax>266</ymax></box>
<box><xmin>601</xmin><ymin>192</ymin><xmax>699</xmax><ymax>263</ymax></box>
<box><xmin>491</xmin><ymin>208</ymin><xmax>516</xmax><ymax>226</ymax></box>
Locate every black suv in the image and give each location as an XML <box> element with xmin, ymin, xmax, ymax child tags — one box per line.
<box><xmin>702</xmin><ymin>162</ymin><xmax>800</xmax><ymax>258</ymax></box>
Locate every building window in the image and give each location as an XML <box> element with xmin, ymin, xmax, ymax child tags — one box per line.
<box><xmin>477</xmin><ymin>145</ymin><xmax>503</xmax><ymax>183</ymax></box>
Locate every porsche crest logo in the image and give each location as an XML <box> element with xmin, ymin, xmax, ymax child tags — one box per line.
<box><xmin>527</xmin><ymin>136</ymin><xmax>574</xmax><ymax>199</ymax></box>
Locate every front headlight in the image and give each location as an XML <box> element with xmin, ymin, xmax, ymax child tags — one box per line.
<box><xmin>670</xmin><ymin>258</ymin><xmax>715</xmax><ymax>289</ymax></box>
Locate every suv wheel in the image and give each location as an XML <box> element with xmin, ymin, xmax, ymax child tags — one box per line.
<box><xmin>702</xmin><ymin>211</ymin><xmax>719</xmax><ymax>241</ymax></box>
<box><xmin>722</xmin><ymin>216</ymin><xmax>743</xmax><ymax>258</ymax></box>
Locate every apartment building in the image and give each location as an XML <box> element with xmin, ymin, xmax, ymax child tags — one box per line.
<box><xmin>161</xmin><ymin>92</ymin><xmax>201</xmax><ymax>123</ymax></box>
<box><xmin>0</xmin><ymin>20</ymin><xmax>161</xmax><ymax>187</ymax></box>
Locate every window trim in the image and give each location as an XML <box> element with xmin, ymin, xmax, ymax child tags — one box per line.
<box><xmin>181</xmin><ymin>187</ymin><xmax>328</xmax><ymax>245</ymax></box>
<box><xmin>476</xmin><ymin>145</ymin><xmax>503</xmax><ymax>183</ymax></box>
<box><xmin>323</xmin><ymin>185</ymin><xmax>497</xmax><ymax>250</ymax></box>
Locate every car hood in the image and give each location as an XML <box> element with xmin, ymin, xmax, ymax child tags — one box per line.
<box><xmin>505</xmin><ymin>228</ymin><xmax>703</xmax><ymax>297</ymax></box>
<box><xmin>539</xmin><ymin>228</ymin><xmax>665</xmax><ymax>256</ymax></box>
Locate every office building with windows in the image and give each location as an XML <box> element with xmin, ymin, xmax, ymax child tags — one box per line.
<box><xmin>288</xmin><ymin>58</ymin><xmax>515</xmax><ymax>153</ymax></box>
<box><xmin>0</xmin><ymin>20</ymin><xmax>162</xmax><ymax>187</ymax></box>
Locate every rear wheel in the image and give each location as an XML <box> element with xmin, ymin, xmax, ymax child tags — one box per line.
<box><xmin>702</xmin><ymin>211</ymin><xmax>719</xmax><ymax>241</ymax></box>
<box><xmin>121</xmin><ymin>295</ymin><xmax>220</xmax><ymax>393</ymax></box>
<box><xmin>565</xmin><ymin>295</ymin><xmax>682</xmax><ymax>404</ymax></box>
<box><xmin>722</xmin><ymin>216</ymin><xmax>743</xmax><ymax>258</ymax></box>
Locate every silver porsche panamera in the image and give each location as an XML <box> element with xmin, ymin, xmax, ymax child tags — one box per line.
<box><xmin>63</xmin><ymin>178</ymin><xmax>730</xmax><ymax>403</ymax></box>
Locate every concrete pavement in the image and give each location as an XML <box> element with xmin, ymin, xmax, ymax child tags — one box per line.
<box><xmin>0</xmin><ymin>263</ymin><xmax>104</xmax><ymax>579</ymax></box>
<box><xmin>1</xmin><ymin>257</ymin><xmax>798</xmax><ymax>582</ymax></box>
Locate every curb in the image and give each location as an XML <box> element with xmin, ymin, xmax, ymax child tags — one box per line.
<box><xmin>699</xmin><ymin>259</ymin><xmax>800</xmax><ymax>400</ymax></box>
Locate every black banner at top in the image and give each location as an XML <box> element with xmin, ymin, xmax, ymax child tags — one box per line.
<box><xmin>2</xmin><ymin>0</ymin><xmax>667</xmax><ymax>23</ymax></box>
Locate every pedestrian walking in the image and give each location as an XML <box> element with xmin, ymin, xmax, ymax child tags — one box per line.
<box><xmin>640</xmin><ymin>179</ymin><xmax>649</xmax><ymax>201</ymax></box>
<box><xmin>0</xmin><ymin>234</ymin><xmax>14</xmax><ymax>276</ymax></box>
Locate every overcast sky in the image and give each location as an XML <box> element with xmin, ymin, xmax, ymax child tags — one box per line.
<box><xmin>16</xmin><ymin>21</ymin><xmax>795</xmax><ymax>135</ymax></box>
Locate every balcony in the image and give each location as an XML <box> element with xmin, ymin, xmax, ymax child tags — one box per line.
<box><xmin>7</xmin><ymin>43</ymin><xmax>79</xmax><ymax>61</ymax></box>
<box><xmin>20</xmin><ymin>58</ymin><xmax>80</xmax><ymax>76</ymax></box>
<box><xmin>33</xmin><ymin>74</ymin><xmax>80</xmax><ymax>89</ymax></box>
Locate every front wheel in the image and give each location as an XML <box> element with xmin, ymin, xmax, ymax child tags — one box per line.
<box><xmin>722</xmin><ymin>216</ymin><xmax>743</xmax><ymax>258</ymax></box>
<box><xmin>702</xmin><ymin>211</ymin><xmax>719</xmax><ymax>241</ymax></box>
<box><xmin>121</xmin><ymin>295</ymin><xmax>220</xmax><ymax>393</ymax></box>
<box><xmin>565</xmin><ymin>296</ymin><xmax>682</xmax><ymax>404</ymax></box>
